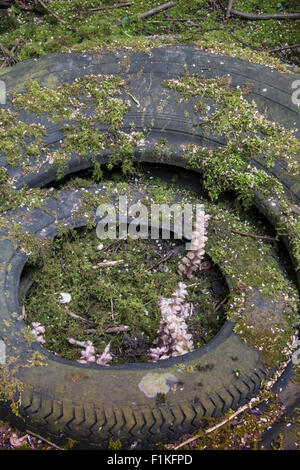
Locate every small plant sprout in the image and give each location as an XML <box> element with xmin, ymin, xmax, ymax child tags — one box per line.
<box><xmin>178</xmin><ymin>207</ymin><xmax>210</xmax><ymax>279</ymax></box>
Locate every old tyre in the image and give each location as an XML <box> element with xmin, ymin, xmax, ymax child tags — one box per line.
<box><xmin>0</xmin><ymin>47</ymin><xmax>299</xmax><ymax>449</ymax></box>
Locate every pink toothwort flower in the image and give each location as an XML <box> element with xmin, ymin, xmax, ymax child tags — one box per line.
<box><xmin>96</xmin><ymin>343</ymin><xmax>113</xmax><ymax>366</ymax></box>
<box><xmin>149</xmin><ymin>282</ymin><xmax>194</xmax><ymax>362</ymax></box>
<box><xmin>31</xmin><ymin>322</ymin><xmax>46</xmax><ymax>344</ymax></box>
<box><xmin>68</xmin><ymin>338</ymin><xmax>112</xmax><ymax>366</ymax></box>
<box><xmin>178</xmin><ymin>206</ymin><xmax>210</xmax><ymax>279</ymax></box>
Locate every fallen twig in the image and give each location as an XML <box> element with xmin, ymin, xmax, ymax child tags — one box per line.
<box><xmin>26</xmin><ymin>430</ymin><xmax>63</xmax><ymax>450</ymax></box>
<box><xmin>226</xmin><ymin>0</ymin><xmax>235</xmax><ymax>19</ymax></box>
<box><xmin>85</xmin><ymin>325</ymin><xmax>129</xmax><ymax>334</ymax></box>
<box><xmin>150</xmin><ymin>17</ymin><xmax>201</xmax><ymax>23</ymax></box>
<box><xmin>173</xmin><ymin>401</ymin><xmax>253</xmax><ymax>450</ymax></box>
<box><xmin>90</xmin><ymin>2</ymin><xmax>133</xmax><ymax>12</ymax></box>
<box><xmin>0</xmin><ymin>42</ymin><xmax>18</xmax><ymax>68</ymax></box>
<box><xmin>101</xmin><ymin>238</ymin><xmax>126</xmax><ymax>252</ymax></box>
<box><xmin>229</xmin><ymin>32</ymin><xmax>263</xmax><ymax>51</ymax></box>
<box><xmin>186</xmin><ymin>282</ymin><xmax>201</xmax><ymax>289</ymax></box>
<box><xmin>37</xmin><ymin>0</ymin><xmax>77</xmax><ymax>31</ymax></box>
<box><xmin>97</xmin><ymin>260</ymin><xmax>124</xmax><ymax>267</ymax></box>
<box><xmin>67</xmin><ymin>310</ymin><xmax>96</xmax><ymax>326</ymax></box>
<box><xmin>59</xmin><ymin>257</ymin><xmax>66</xmax><ymax>274</ymax></box>
<box><xmin>139</xmin><ymin>1</ymin><xmax>175</xmax><ymax>20</ymax></box>
<box><xmin>230</xmin><ymin>9</ymin><xmax>300</xmax><ymax>20</ymax></box>
<box><xmin>215</xmin><ymin>294</ymin><xmax>229</xmax><ymax>311</ymax></box>
<box><xmin>0</xmin><ymin>0</ymin><xmax>37</xmax><ymax>10</ymax></box>
<box><xmin>114</xmin><ymin>238</ymin><xmax>126</xmax><ymax>253</ymax></box>
<box><xmin>268</xmin><ymin>43</ymin><xmax>300</xmax><ymax>53</ymax></box>
<box><xmin>231</xmin><ymin>229</ymin><xmax>276</xmax><ymax>241</ymax></box>
<box><xmin>146</xmin><ymin>251</ymin><xmax>174</xmax><ymax>271</ymax></box>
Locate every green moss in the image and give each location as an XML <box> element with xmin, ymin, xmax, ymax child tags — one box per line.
<box><xmin>108</xmin><ymin>438</ymin><xmax>122</xmax><ymax>450</ymax></box>
<box><xmin>164</xmin><ymin>73</ymin><xmax>299</xmax><ymax>204</ymax></box>
<box><xmin>163</xmin><ymin>73</ymin><xmax>300</xmax><ymax>272</ymax></box>
<box><xmin>0</xmin><ymin>108</ymin><xmax>45</xmax><ymax>169</ymax></box>
<box><xmin>21</xmin><ymin>327</ymin><xmax>36</xmax><ymax>345</ymax></box>
<box><xmin>157</xmin><ymin>393</ymin><xmax>167</xmax><ymax>404</ymax></box>
<box><xmin>23</xmin><ymin>220</ymin><xmax>223</xmax><ymax>363</ymax></box>
<box><xmin>0</xmin><ymin>1</ymin><xmax>298</xmax><ymax>71</ymax></box>
<box><xmin>0</xmin><ymin>360</ymin><xmax>24</xmax><ymax>417</ymax></box>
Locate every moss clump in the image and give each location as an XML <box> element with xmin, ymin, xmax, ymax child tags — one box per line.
<box><xmin>163</xmin><ymin>73</ymin><xmax>300</xmax><ymax>273</ymax></box>
<box><xmin>164</xmin><ymin>73</ymin><xmax>299</xmax><ymax>204</ymax></box>
<box><xmin>0</xmin><ymin>361</ymin><xmax>23</xmax><ymax>417</ymax></box>
<box><xmin>0</xmin><ymin>108</ymin><xmax>45</xmax><ymax>168</ymax></box>
<box><xmin>11</xmin><ymin>75</ymin><xmax>143</xmax><ymax>179</ymax></box>
<box><xmin>108</xmin><ymin>438</ymin><xmax>122</xmax><ymax>450</ymax></box>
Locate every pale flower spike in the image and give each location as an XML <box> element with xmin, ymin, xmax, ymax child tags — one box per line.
<box><xmin>31</xmin><ymin>322</ymin><xmax>46</xmax><ymax>344</ymax></box>
<box><xmin>149</xmin><ymin>282</ymin><xmax>194</xmax><ymax>362</ymax></box>
<box><xmin>68</xmin><ymin>338</ymin><xmax>112</xmax><ymax>366</ymax></box>
<box><xmin>178</xmin><ymin>206</ymin><xmax>210</xmax><ymax>279</ymax></box>
<box><xmin>150</xmin><ymin>208</ymin><xmax>210</xmax><ymax>362</ymax></box>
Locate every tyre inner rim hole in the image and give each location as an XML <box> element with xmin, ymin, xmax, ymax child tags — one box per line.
<box><xmin>18</xmin><ymin>163</ymin><xmax>297</xmax><ymax>366</ymax></box>
<box><xmin>19</xmin><ymin>225</ymin><xmax>229</xmax><ymax>365</ymax></box>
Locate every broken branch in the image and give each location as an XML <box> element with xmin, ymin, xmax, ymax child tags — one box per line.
<box><xmin>230</xmin><ymin>9</ymin><xmax>300</xmax><ymax>20</ymax></box>
<box><xmin>36</xmin><ymin>0</ymin><xmax>77</xmax><ymax>31</ymax></box>
<box><xmin>231</xmin><ymin>229</ymin><xmax>276</xmax><ymax>241</ymax></box>
<box><xmin>139</xmin><ymin>1</ymin><xmax>175</xmax><ymax>20</ymax></box>
<box><xmin>85</xmin><ymin>325</ymin><xmax>130</xmax><ymax>335</ymax></box>
<box><xmin>226</xmin><ymin>0</ymin><xmax>235</xmax><ymax>19</ymax></box>
<box><xmin>66</xmin><ymin>310</ymin><xmax>96</xmax><ymax>326</ymax></box>
<box><xmin>97</xmin><ymin>260</ymin><xmax>124</xmax><ymax>267</ymax></box>
<box><xmin>147</xmin><ymin>251</ymin><xmax>174</xmax><ymax>271</ymax></box>
<box><xmin>173</xmin><ymin>402</ymin><xmax>252</xmax><ymax>450</ymax></box>
<box><xmin>90</xmin><ymin>2</ymin><xmax>133</xmax><ymax>12</ymax></box>
<box><xmin>268</xmin><ymin>43</ymin><xmax>300</xmax><ymax>53</ymax></box>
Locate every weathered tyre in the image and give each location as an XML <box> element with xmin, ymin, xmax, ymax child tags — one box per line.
<box><xmin>0</xmin><ymin>47</ymin><xmax>299</xmax><ymax>449</ymax></box>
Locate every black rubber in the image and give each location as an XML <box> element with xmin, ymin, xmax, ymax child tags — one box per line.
<box><xmin>0</xmin><ymin>47</ymin><xmax>299</xmax><ymax>449</ymax></box>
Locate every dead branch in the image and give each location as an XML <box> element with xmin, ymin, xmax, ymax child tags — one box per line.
<box><xmin>231</xmin><ymin>229</ymin><xmax>276</xmax><ymax>241</ymax></box>
<box><xmin>140</xmin><ymin>1</ymin><xmax>175</xmax><ymax>20</ymax></box>
<box><xmin>215</xmin><ymin>294</ymin><xmax>229</xmax><ymax>311</ymax></box>
<box><xmin>97</xmin><ymin>260</ymin><xmax>124</xmax><ymax>267</ymax></box>
<box><xmin>66</xmin><ymin>310</ymin><xmax>96</xmax><ymax>326</ymax></box>
<box><xmin>0</xmin><ymin>42</ymin><xmax>18</xmax><ymax>68</ymax></box>
<box><xmin>173</xmin><ymin>401</ymin><xmax>252</xmax><ymax>450</ymax></box>
<box><xmin>26</xmin><ymin>430</ymin><xmax>63</xmax><ymax>451</ymax></box>
<box><xmin>85</xmin><ymin>325</ymin><xmax>130</xmax><ymax>334</ymax></box>
<box><xmin>149</xmin><ymin>17</ymin><xmax>201</xmax><ymax>23</ymax></box>
<box><xmin>146</xmin><ymin>250</ymin><xmax>174</xmax><ymax>271</ymax></box>
<box><xmin>230</xmin><ymin>9</ymin><xmax>300</xmax><ymax>20</ymax></box>
<box><xmin>36</xmin><ymin>0</ymin><xmax>77</xmax><ymax>31</ymax></box>
<box><xmin>268</xmin><ymin>43</ymin><xmax>300</xmax><ymax>53</ymax></box>
<box><xmin>226</xmin><ymin>0</ymin><xmax>235</xmax><ymax>19</ymax></box>
<box><xmin>229</xmin><ymin>32</ymin><xmax>263</xmax><ymax>51</ymax></box>
<box><xmin>90</xmin><ymin>2</ymin><xmax>133</xmax><ymax>12</ymax></box>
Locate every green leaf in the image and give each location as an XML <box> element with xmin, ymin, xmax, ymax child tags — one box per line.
<box><xmin>10</xmin><ymin>5</ymin><xmax>21</xmax><ymax>14</ymax></box>
<box><xmin>121</xmin><ymin>16</ymin><xmax>130</xmax><ymax>28</ymax></box>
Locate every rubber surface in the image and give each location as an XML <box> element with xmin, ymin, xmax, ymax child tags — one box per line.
<box><xmin>0</xmin><ymin>46</ymin><xmax>299</xmax><ymax>449</ymax></box>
